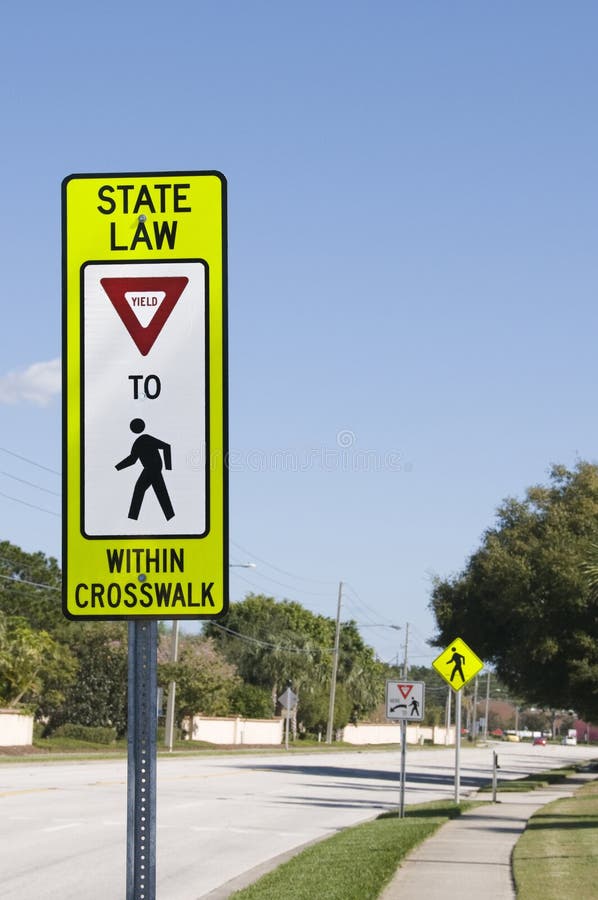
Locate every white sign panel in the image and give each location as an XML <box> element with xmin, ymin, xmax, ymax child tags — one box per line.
<box><xmin>82</xmin><ymin>260</ymin><xmax>207</xmax><ymax>537</ymax></box>
<box><xmin>385</xmin><ymin>680</ymin><xmax>425</xmax><ymax>722</ymax></box>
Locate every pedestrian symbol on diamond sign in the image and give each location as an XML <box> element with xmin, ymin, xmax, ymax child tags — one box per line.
<box><xmin>62</xmin><ymin>171</ymin><xmax>228</xmax><ymax>621</ymax></box>
<box><xmin>432</xmin><ymin>637</ymin><xmax>484</xmax><ymax>691</ymax></box>
<box><xmin>385</xmin><ymin>681</ymin><xmax>425</xmax><ymax>721</ymax></box>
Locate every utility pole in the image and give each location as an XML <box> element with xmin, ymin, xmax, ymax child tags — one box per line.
<box><xmin>483</xmin><ymin>669</ymin><xmax>491</xmax><ymax>740</ymax></box>
<box><xmin>326</xmin><ymin>581</ymin><xmax>343</xmax><ymax>744</ymax></box>
<box><xmin>472</xmin><ymin>675</ymin><xmax>479</xmax><ymax>741</ymax></box>
<box><xmin>164</xmin><ymin>620</ymin><xmax>179</xmax><ymax>751</ymax></box>
<box><xmin>402</xmin><ymin>622</ymin><xmax>409</xmax><ymax>679</ymax></box>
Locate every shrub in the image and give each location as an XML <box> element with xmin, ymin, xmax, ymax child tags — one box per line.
<box><xmin>51</xmin><ymin>723</ymin><xmax>117</xmax><ymax>744</ymax></box>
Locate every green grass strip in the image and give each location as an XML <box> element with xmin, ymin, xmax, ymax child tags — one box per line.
<box><xmin>513</xmin><ymin>780</ymin><xmax>598</xmax><ymax>900</ymax></box>
<box><xmin>479</xmin><ymin>779</ymin><xmax>549</xmax><ymax>792</ymax></box>
<box><xmin>478</xmin><ymin>766</ymin><xmax>578</xmax><ymax>793</ymax></box>
<box><xmin>231</xmin><ymin>801</ymin><xmax>476</xmax><ymax>900</ymax></box>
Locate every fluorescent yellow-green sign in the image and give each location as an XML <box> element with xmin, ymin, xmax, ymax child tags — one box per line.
<box><xmin>432</xmin><ymin>637</ymin><xmax>484</xmax><ymax>691</ymax></box>
<box><xmin>62</xmin><ymin>171</ymin><xmax>228</xmax><ymax>620</ymax></box>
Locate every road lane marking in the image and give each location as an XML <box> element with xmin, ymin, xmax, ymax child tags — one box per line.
<box><xmin>43</xmin><ymin>821</ymin><xmax>83</xmax><ymax>833</ymax></box>
<box><xmin>0</xmin><ymin>787</ymin><xmax>58</xmax><ymax>799</ymax></box>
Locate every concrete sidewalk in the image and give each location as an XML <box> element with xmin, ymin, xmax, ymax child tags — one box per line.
<box><xmin>380</xmin><ymin>779</ymin><xmax>591</xmax><ymax>900</ymax></box>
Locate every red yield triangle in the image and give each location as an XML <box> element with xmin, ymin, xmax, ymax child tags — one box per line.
<box><xmin>100</xmin><ymin>276</ymin><xmax>189</xmax><ymax>356</ymax></box>
<box><xmin>397</xmin><ymin>684</ymin><xmax>413</xmax><ymax>699</ymax></box>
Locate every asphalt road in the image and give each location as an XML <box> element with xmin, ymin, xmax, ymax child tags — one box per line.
<box><xmin>1</xmin><ymin>742</ymin><xmax>596</xmax><ymax>899</ymax></box>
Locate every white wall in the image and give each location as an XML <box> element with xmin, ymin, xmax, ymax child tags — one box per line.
<box><xmin>0</xmin><ymin>710</ymin><xmax>34</xmax><ymax>746</ymax></box>
<box><xmin>342</xmin><ymin>723</ymin><xmax>455</xmax><ymax>745</ymax></box>
<box><xmin>190</xmin><ymin>716</ymin><xmax>284</xmax><ymax>745</ymax></box>
<box><xmin>187</xmin><ymin>716</ymin><xmax>454</xmax><ymax>747</ymax></box>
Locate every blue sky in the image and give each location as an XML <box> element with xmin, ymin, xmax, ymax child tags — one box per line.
<box><xmin>1</xmin><ymin>1</ymin><xmax>598</xmax><ymax>668</ymax></box>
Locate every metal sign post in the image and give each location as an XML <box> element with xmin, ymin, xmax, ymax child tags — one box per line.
<box><xmin>385</xmin><ymin>680</ymin><xmax>425</xmax><ymax>818</ymax></box>
<box><xmin>454</xmin><ymin>689</ymin><xmax>461</xmax><ymax>803</ymax></box>
<box><xmin>399</xmin><ymin>720</ymin><xmax>407</xmax><ymax>817</ymax></box>
<box><xmin>127</xmin><ymin>621</ymin><xmax>158</xmax><ymax>900</ymax></box>
<box><xmin>432</xmin><ymin>638</ymin><xmax>484</xmax><ymax>805</ymax></box>
<box><xmin>278</xmin><ymin>686</ymin><xmax>298</xmax><ymax>751</ymax></box>
<box><xmin>492</xmin><ymin>750</ymin><xmax>499</xmax><ymax>803</ymax></box>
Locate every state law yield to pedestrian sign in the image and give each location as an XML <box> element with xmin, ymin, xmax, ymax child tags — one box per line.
<box><xmin>432</xmin><ymin>637</ymin><xmax>484</xmax><ymax>691</ymax></box>
<box><xmin>385</xmin><ymin>681</ymin><xmax>425</xmax><ymax>721</ymax></box>
<box><xmin>62</xmin><ymin>172</ymin><xmax>228</xmax><ymax>620</ymax></box>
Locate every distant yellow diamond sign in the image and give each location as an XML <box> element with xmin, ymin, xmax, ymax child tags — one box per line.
<box><xmin>432</xmin><ymin>637</ymin><xmax>484</xmax><ymax>691</ymax></box>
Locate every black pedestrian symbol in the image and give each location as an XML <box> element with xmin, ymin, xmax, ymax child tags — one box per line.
<box><xmin>115</xmin><ymin>418</ymin><xmax>175</xmax><ymax>521</ymax></box>
<box><xmin>447</xmin><ymin>647</ymin><xmax>466</xmax><ymax>684</ymax></box>
<box><xmin>409</xmin><ymin>698</ymin><xmax>420</xmax><ymax>716</ymax></box>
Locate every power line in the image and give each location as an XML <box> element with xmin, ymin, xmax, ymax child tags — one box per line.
<box><xmin>229</xmin><ymin>564</ymin><xmax>334</xmax><ymax>600</ymax></box>
<box><xmin>0</xmin><ymin>447</ymin><xmax>61</xmax><ymax>518</ymax></box>
<box><xmin>231</xmin><ymin>540</ymin><xmax>337</xmax><ymax>586</ymax></box>
<box><xmin>0</xmin><ymin>446</ymin><xmax>60</xmax><ymax>476</ymax></box>
<box><xmin>0</xmin><ymin>572</ymin><xmax>60</xmax><ymax>591</ymax></box>
<box><xmin>0</xmin><ymin>469</ymin><xmax>60</xmax><ymax>496</ymax></box>
<box><xmin>209</xmin><ymin>620</ymin><xmax>334</xmax><ymax>654</ymax></box>
<box><xmin>229</xmin><ymin>559</ymin><xmax>407</xmax><ymax>646</ymax></box>
<box><xmin>342</xmin><ymin>594</ymin><xmax>386</xmax><ymax>627</ymax></box>
<box><xmin>342</xmin><ymin>581</ymin><xmax>399</xmax><ymax>627</ymax></box>
<box><xmin>0</xmin><ymin>489</ymin><xmax>60</xmax><ymax>517</ymax></box>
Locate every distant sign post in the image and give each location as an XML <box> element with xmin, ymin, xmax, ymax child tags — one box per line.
<box><xmin>432</xmin><ymin>638</ymin><xmax>484</xmax><ymax>803</ymax></box>
<box><xmin>386</xmin><ymin>681</ymin><xmax>425</xmax><ymax>817</ymax></box>
<box><xmin>278</xmin><ymin>686</ymin><xmax>298</xmax><ymax>750</ymax></box>
<box><xmin>62</xmin><ymin>171</ymin><xmax>228</xmax><ymax>900</ymax></box>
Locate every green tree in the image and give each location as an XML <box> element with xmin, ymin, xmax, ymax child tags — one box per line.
<box><xmin>293</xmin><ymin>682</ymin><xmax>331</xmax><ymax>734</ymax></box>
<box><xmin>49</xmin><ymin>624</ymin><xmax>128</xmax><ymax>735</ymax></box>
<box><xmin>340</xmin><ymin>638</ymin><xmax>386</xmax><ymax>724</ymax></box>
<box><xmin>204</xmin><ymin>594</ymin><xmax>333</xmax><ymax>708</ymax></box>
<box><xmin>0</xmin><ymin>611</ymin><xmax>77</xmax><ymax>711</ymax></box>
<box><xmin>401</xmin><ymin>664</ymin><xmax>449</xmax><ymax>726</ymax></box>
<box><xmin>158</xmin><ymin>634</ymin><xmax>239</xmax><ymax>723</ymax></box>
<box><xmin>0</xmin><ymin>541</ymin><xmax>63</xmax><ymax>635</ymax></box>
<box><xmin>520</xmin><ymin>708</ymin><xmax>551</xmax><ymax>734</ymax></box>
<box><xmin>430</xmin><ymin>462</ymin><xmax>598</xmax><ymax>720</ymax></box>
<box><xmin>230</xmin><ymin>683</ymin><xmax>273</xmax><ymax>718</ymax></box>
<box><xmin>0</xmin><ymin>542</ymin><xmax>141</xmax><ymax>734</ymax></box>
<box><xmin>204</xmin><ymin>593</ymin><xmax>384</xmax><ymax>732</ymax></box>
<box><xmin>296</xmin><ymin>682</ymin><xmax>354</xmax><ymax>734</ymax></box>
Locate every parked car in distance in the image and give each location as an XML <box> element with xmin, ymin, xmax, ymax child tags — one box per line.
<box><xmin>533</xmin><ymin>737</ymin><xmax>547</xmax><ymax>746</ymax></box>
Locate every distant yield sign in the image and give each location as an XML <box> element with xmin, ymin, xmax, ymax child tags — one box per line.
<box><xmin>62</xmin><ymin>171</ymin><xmax>228</xmax><ymax>620</ymax></box>
<box><xmin>385</xmin><ymin>681</ymin><xmax>425</xmax><ymax>721</ymax></box>
<box><xmin>432</xmin><ymin>637</ymin><xmax>484</xmax><ymax>691</ymax></box>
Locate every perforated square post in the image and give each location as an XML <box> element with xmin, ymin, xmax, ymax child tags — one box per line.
<box><xmin>127</xmin><ymin>621</ymin><xmax>158</xmax><ymax>900</ymax></box>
